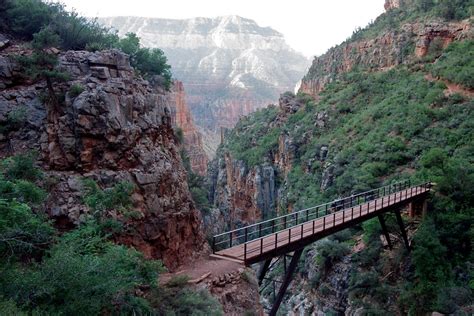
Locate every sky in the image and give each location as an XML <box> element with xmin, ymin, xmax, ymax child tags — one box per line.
<box><xmin>53</xmin><ymin>0</ymin><xmax>386</xmax><ymax>57</ymax></box>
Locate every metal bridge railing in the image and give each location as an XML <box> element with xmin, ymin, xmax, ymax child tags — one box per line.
<box><xmin>212</xmin><ymin>180</ymin><xmax>431</xmax><ymax>255</ymax></box>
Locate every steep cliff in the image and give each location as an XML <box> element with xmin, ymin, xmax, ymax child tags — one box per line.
<box><xmin>99</xmin><ymin>15</ymin><xmax>310</xmax><ymax>156</ymax></box>
<box><xmin>0</xmin><ymin>43</ymin><xmax>206</xmax><ymax>270</ymax></box>
<box><xmin>300</xmin><ymin>2</ymin><xmax>471</xmax><ymax>96</ymax></box>
<box><xmin>170</xmin><ymin>80</ymin><xmax>209</xmax><ymax>175</ymax></box>
<box><xmin>208</xmin><ymin>1</ymin><xmax>473</xmax><ymax>313</ymax></box>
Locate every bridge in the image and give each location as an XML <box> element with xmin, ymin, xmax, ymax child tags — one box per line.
<box><xmin>211</xmin><ymin>180</ymin><xmax>432</xmax><ymax>315</ymax></box>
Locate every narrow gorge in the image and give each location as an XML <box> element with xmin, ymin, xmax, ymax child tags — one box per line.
<box><xmin>0</xmin><ymin>0</ymin><xmax>472</xmax><ymax>314</ymax></box>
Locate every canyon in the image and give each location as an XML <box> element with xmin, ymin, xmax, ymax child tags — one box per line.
<box><xmin>99</xmin><ymin>15</ymin><xmax>310</xmax><ymax>157</ymax></box>
<box><xmin>205</xmin><ymin>0</ymin><xmax>473</xmax><ymax>314</ymax></box>
<box><xmin>0</xmin><ymin>0</ymin><xmax>472</xmax><ymax>313</ymax></box>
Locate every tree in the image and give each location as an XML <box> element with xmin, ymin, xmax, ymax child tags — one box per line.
<box><xmin>18</xmin><ymin>27</ymin><xmax>69</xmax><ymax>112</ymax></box>
<box><xmin>117</xmin><ymin>32</ymin><xmax>172</xmax><ymax>89</ymax></box>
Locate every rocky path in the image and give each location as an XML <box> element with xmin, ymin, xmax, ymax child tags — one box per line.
<box><xmin>425</xmin><ymin>74</ymin><xmax>474</xmax><ymax>98</ymax></box>
<box><xmin>159</xmin><ymin>255</ymin><xmax>244</xmax><ymax>285</ymax></box>
<box><xmin>160</xmin><ymin>255</ymin><xmax>264</xmax><ymax>315</ymax></box>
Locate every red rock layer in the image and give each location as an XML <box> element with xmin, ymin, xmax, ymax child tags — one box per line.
<box><xmin>300</xmin><ymin>21</ymin><xmax>471</xmax><ymax>97</ymax></box>
<box><xmin>170</xmin><ymin>81</ymin><xmax>209</xmax><ymax>175</ymax></box>
<box><xmin>0</xmin><ymin>47</ymin><xmax>206</xmax><ymax>270</ymax></box>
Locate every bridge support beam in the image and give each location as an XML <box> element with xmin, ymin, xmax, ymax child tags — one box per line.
<box><xmin>394</xmin><ymin>209</ymin><xmax>410</xmax><ymax>251</ymax></box>
<box><xmin>258</xmin><ymin>259</ymin><xmax>272</xmax><ymax>286</ymax></box>
<box><xmin>269</xmin><ymin>248</ymin><xmax>304</xmax><ymax>316</ymax></box>
<box><xmin>377</xmin><ymin>214</ymin><xmax>392</xmax><ymax>250</ymax></box>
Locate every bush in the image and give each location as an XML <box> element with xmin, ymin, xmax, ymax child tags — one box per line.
<box><xmin>0</xmin><ymin>199</ymin><xmax>54</xmax><ymax>261</ymax></box>
<box><xmin>82</xmin><ymin>179</ymin><xmax>135</xmax><ymax>219</ymax></box>
<box><xmin>117</xmin><ymin>33</ymin><xmax>172</xmax><ymax>88</ymax></box>
<box><xmin>315</xmin><ymin>239</ymin><xmax>350</xmax><ymax>270</ymax></box>
<box><xmin>3</xmin><ymin>0</ymin><xmax>56</xmax><ymax>39</ymax></box>
<box><xmin>429</xmin><ymin>40</ymin><xmax>474</xmax><ymax>89</ymax></box>
<box><xmin>2</xmin><ymin>0</ymin><xmax>172</xmax><ymax>86</ymax></box>
<box><xmin>68</xmin><ymin>84</ymin><xmax>84</xmax><ymax>98</ymax></box>
<box><xmin>149</xmin><ymin>276</ymin><xmax>222</xmax><ymax>315</ymax></box>
<box><xmin>0</xmin><ymin>153</ymin><xmax>42</xmax><ymax>182</ymax></box>
<box><xmin>2</xmin><ymin>0</ymin><xmax>117</xmax><ymax>50</ymax></box>
<box><xmin>0</xmin><ymin>223</ymin><xmax>164</xmax><ymax>315</ymax></box>
<box><xmin>0</xmin><ymin>106</ymin><xmax>28</xmax><ymax>133</ymax></box>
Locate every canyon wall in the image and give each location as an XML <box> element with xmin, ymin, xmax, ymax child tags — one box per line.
<box><xmin>170</xmin><ymin>80</ymin><xmax>208</xmax><ymax>175</ymax></box>
<box><xmin>0</xmin><ymin>45</ymin><xmax>205</xmax><ymax>270</ymax></box>
<box><xmin>207</xmin><ymin>152</ymin><xmax>278</xmax><ymax>232</ymax></box>
<box><xmin>300</xmin><ymin>19</ymin><xmax>471</xmax><ymax>97</ymax></box>
<box><xmin>207</xmin><ymin>93</ymin><xmax>319</xmax><ymax>230</ymax></box>
<box><xmin>99</xmin><ymin>15</ymin><xmax>310</xmax><ymax>156</ymax></box>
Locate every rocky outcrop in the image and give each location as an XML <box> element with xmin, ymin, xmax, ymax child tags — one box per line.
<box><xmin>384</xmin><ymin>0</ymin><xmax>402</xmax><ymax>11</ymax></box>
<box><xmin>0</xmin><ymin>46</ymin><xmax>205</xmax><ymax>270</ymax></box>
<box><xmin>207</xmin><ymin>268</ymin><xmax>263</xmax><ymax>315</ymax></box>
<box><xmin>99</xmin><ymin>15</ymin><xmax>310</xmax><ymax>156</ymax></box>
<box><xmin>207</xmin><ymin>152</ymin><xmax>277</xmax><ymax>232</ymax></box>
<box><xmin>170</xmin><ymin>80</ymin><xmax>208</xmax><ymax>175</ymax></box>
<box><xmin>300</xmin><ymin>20</ymin><xmax>472</xmax><ymax>97</ymax></box>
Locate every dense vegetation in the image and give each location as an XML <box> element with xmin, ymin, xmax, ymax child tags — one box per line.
<box><xmin>0</xmin><ymin>154</ymin><xmax>221</xmax><ymax>314</ymax></box>
<box><xmin>0</xmin><ymin>0</ymin><xmax>172</xmax><ymax>87</ymax></box>
<box><xmin>223</xmin><ymin>35</ymin><xmax>473</xmax><ymax>312</ymax></box>
<box><xmin>429</xmin><ymin>40</ymin><xmax>474</xmax><ymax>88</ymax></box>
<box><xmin>350</xmin><ymin>0</ymin><xmax>473</xmax><ymax>42</ymax></box>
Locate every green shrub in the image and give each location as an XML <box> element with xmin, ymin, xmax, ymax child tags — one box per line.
<box><xmin>3</xmin><ymin>0</ymin><xmax>56</xmax><ymax>39</ymax></box>
<box><xmin>149</xmin><ymin>276</ymin><xmax>222</xmax><ymax>315</ymax></box>
<box><xmin>0</xmin><ymin>224</ymin><xmax>164</xmax><ymax>315</ymax></box>
<box><xmin>0</xmin><ymin>153</ymin><xmax>42</xmax><ymax>182</ymax></box>
<box><xmin>429</xmin><ymin>40</ymin><xmax>474</xmax><ymax>89</ymax></box>
<box><xmin>0</xmin><ymin>199</ymin><xmax>54</xmax><ymax>261</ymax></box>
<box><xmin>82</xmin><ymin>179</ymin><xmax>135</xmax><ymax>219</ymax></box>
<box><xmin>68</xmin><ymin>84</ymin><xmax>84</xmax><ymax>98</ymax></box>
<box><xmin>0</xmin><ymin>106</ymin><xmax>28</xmax><ymax>133</ymax></box>
<box><xmin>118</xmin><ymin>33</ymin><xmax>172</xmax><ymax>88</ymax></box>
<box><xmin>0</xmin><ymin>298</ymin><xmax>27</xmax><ymax>316</ymax></box>
<box><xmin>315</xmin><ymin>239</ymin><xmax>350</xmax><ymax>270</ymax></box>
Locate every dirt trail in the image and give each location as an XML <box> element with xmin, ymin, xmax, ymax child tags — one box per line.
<box><xmin>425</xmin><ymin>74</ymin><xmax>474</xmax><ymax>98</ymax></box>
<box><xmin>160</xmin><ymin>255</ymin><xmax>244</xmax><ymax>285</ymax></box>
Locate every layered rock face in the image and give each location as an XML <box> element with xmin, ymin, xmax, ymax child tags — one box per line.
<box><xmin>300</xmin><ymin>20</ymin><xmax>471</xmax><ymax>96</ymax></box>
<box><xmin>207</xmin><ymin>152</ymin><xmax>277</xmax><ymax>232</ymax></box>
<box><xmin>170</xmin><ymin>81</ymin><xmax>208</xmax><ymax>175</ymax></box>
<box><xmin>99</xmin><ymin>15</ymin><xmax>310</xmax><ymax>156</ymax></box>
<box><xmin>206</xmin><ymin>93</ymin><xmax>317</xmax><ymax>230</ymax></box>
<box><xmin>0</xmin><ymin>45</ymin><xmax>205</xmax><ymax>269</ymax></box>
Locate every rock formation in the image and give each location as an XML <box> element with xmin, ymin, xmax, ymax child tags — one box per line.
<box><xmin>384</xmin><ymin>0</ymin><xmax>402</xmax><ymax>11</ymax></box>
<box><xmin>170</xmin><ymin>80</ymin><xmax>208</xmax><ymax>175</ymax></box>
<box><xmin>207</xmin><ymin>152</ymin><xmax>277</xmax><ymax>233</ymax></box>
<box><xmin>99</xmin><ymin>15</ymin><xmax>310</xmax><ymax>156</ymax></box>
<box><xmin>0</xmin><ymin>42</ymin><xmax>205</xmax><ymax>270</ymax></box>
<box><xmin>300</xmin><ymin>20</ymin><xmax>471</xmax><ymax>97</ymax></box>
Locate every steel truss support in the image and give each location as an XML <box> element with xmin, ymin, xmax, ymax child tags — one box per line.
<box><xmin>377</xmin><ymin>214</ymin><xmax>392</xmax><ymax>250</ymax></box>
<box><xmin>258</xmin><ymin>259</ymin><xmax>272</xmax><ymax>286</ymax></box>
<box><xmin>269</xmin><ymin>248</ymin><xmax>304</xmax><ymax>316</ymax></box>
<box><xmin>394</xmin><ymin>209</ymin><xmax>410</xmax><ymax>251</ymax></box>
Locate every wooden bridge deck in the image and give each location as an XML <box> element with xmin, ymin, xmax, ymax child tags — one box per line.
<box><xmin>214</xmin><ymin>184</ymin><xmax>430</xmax><ymax>265</ymax></box>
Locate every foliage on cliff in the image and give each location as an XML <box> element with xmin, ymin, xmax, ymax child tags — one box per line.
<box><xmin>350</xmin><ymin>0</ymin><xmax>473</xmax><ymax>42</ymax></box>
<box><xmin>1</xmin><ymin>0</ymin><xmax>172</xmax><ymax>87</ymax></box>
<box><xmin>0</xmin><ymin>154</ymin><xmax>221</xmax><ymax>314</ymax></box>
<box><xmin>223</xmin><ymin>36</ymin><xmax>473</xmax><ymax>312</ymax></box>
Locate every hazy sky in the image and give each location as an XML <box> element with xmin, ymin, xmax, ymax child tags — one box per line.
<box><xmin>53</xmin><ymin>0</ymin><xmax>386</xmax><ymax>57</ymax></box>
